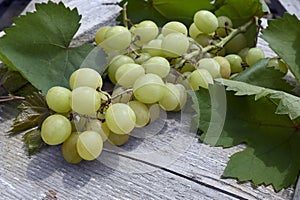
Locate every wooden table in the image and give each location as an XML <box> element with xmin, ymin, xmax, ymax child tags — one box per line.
<box><xmin>0</xmin><ymin>0</ymin><xmax>299</xmax><ymax>199</ymax></box>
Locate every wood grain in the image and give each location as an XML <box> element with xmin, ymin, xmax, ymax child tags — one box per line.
<box><xmin>0</xmin><ymin>0</ymin><xmax>299</xmax><ymax>199</ymax></box>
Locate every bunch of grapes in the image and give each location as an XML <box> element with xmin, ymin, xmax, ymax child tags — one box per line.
<box><xmin>41</xmin><ymin>9</ymin><xmax>288</xmax><ymax>164</ymax></box>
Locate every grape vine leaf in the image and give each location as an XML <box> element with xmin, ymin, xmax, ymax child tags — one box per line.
<box><xmin>0</xmin><ymin>1</ymin><xmax>95</xmax><ymax>94</ymax></box>
<box><xmin>0</xmin><ymin>64</ymin><xmax>28</xmax><ymax>96</ymax></box>
<box><xmin>232</xmin><ymin>58</ymin><xmax>294</xmax><ymax>93</ymax></box>
<box><xmin>118</xmin><ymin>0</ymin><xmax>213</xmax><ymax>26</ymax></box>
<box><xmin>261</xmin><ymin>13</ymin><xmax>300</xmax><ymax>83</ymax></box>
<box><xmin>8</xmin><ymin>92</ymin><xmax>50</xmax><ymax>134</ymax></box>
<box><xmin>214</xmin><ymin>0</ymin><xmax>265</xmax><ymax>27</ymax></box>
<box><xmin>197</xmin><ymin>81</ymin><xmax>300</xmax><ymax>191</ymax></box>
<box><xmin>23</xmin><ymin>128</ymin><xmax>45</xmax><ymax>155</ymax></box>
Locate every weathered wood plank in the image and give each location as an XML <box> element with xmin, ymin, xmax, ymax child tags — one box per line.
<box><xmin>277</xmin><ymin>0</ymin><xmax>300</xmax><ymax>18</ymax></box>
<box><xmin>0</xmin><ymin>0</ymin><xmax>299</xmax><ymax>199</ymax></box>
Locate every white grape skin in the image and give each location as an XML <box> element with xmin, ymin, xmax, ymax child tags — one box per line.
<box><xmin>103</xmin><ymin>26</ymin><xmax>131</xmax><ymax>50</ymax></box>
<box><xmin>132</xmin><ymin>20</ymin><xmax>159</xmax><ymax>44</ymax></box>
<box><xmin>69</xmin><ymin>68</ymin><xmax>103</xmax><ymax>90</ymax></box>
<box><xmin>245</xmin><ymin>47</ymin><xmax>265</xmax><ymax>66</ymax></box>
<box><xmin>159</xmin><ymin>83</ymin><xmax>181</xmax><ymax>111</ymax></box>
<box><xmin>133</xmin><ymin>74</ymin><xmax>166</xmax><ymax>104</ymax></box>
<box><xmin>46</xmin><ymin>86</ymin><xmax>71</xmax><ymax>113</ymax></box>
<box><xmin>107</xmin><ymin>132</ymin><xmax>130</xmax><ymax>146</ymax></box>
<box><xmin>216</xmin><ymin>16</ymin><xmax>233</xmax><ymax>37</ymax></box>
<box><xmin>134</xmin><ymin>53</ymin><xmax>151</xmax><ymax>64</ymax></box>
<box><xmin>108</xmin><ymin>55</ymin><xmax>135</xmax><ymax>84</ymax></box>
<box><xmin>194</xmin><ymin>33</ymin><xmax>212</xmax><ymax>47</ymax></box>
<box><xmin>267</xmin><ymin>58</ymin><xmax>288</xmax><ymax>74</ymax></box>
<box><xmin>174</xmin><ymin>84</ymin><xmax>188</xmax><ymax>111</ymax></box>
<box><xmin>62</xmin><ymin>132</ymin><xmax>82</xmax><ymax>164</ymax></box>
<box><xmin>41</xmin><ymin>114</ymin><xmax>72</xmax><ymax>145</ymax></box>
<box><xmin>105</xmin><ymin>103</ymin><xmax>136</xmax><ymax>135</ymax></box>
<box><xmin>71</xmin><ymin>86</ymin><xmax>101</xmax><ymax>116</ymax></box>
<box><xmin>128</xmin><ymin>100</ymin><xmax>150</xmax><ymax>127</ymax></box>
<box><xmin>76</xmin><ymin>130</ymin><xmax>103</xmax><ymax>161</ymax></box>
<box><xmin>142</xmin><ymin>39</ymin><xmax>163</xmax><ymax>57</ymax></box>
<box><xmin>86</xmin><ymin>120</ymin><xmax>109</xmax><ymax>142</ymax></box>
<box><xmin>148</xmin><ymin>103</ymin><xmax>161</xmax><ymax>123</ymax></box>
<box><xmin>162</xmin><ymin>21</ymin><xmax>188</xmax><ymax>36</ymax></box>
<box><xmin>161</xmin><ymin>33</ymin><xmax>189</xmax><ymax>57</ymax></box>
<box><xmin>189</xmin><ymin>23</ymin><xmax>202</xmax><ymax>39</ymax></box>
<box><xmin>197</xmin><ymin>58</ymin><xmax>221</xmax><ymax>79</ymax></box>
<box><xmin>193</xmin><ymin>10</ymin><xmax>218</xmax><ymax>34</ymax></box>
<box><xmin>95</xmin><ymin>26</ymin><xmax>111</xmax><ymax>45</ymax></box>
<box><xmin>115</xmin><ymin>63</ymin><xmax>145</xmax><ymax>88</ymax></box>
<box><xmin>188</xmin><ymin>68</ymin><xmax>214</xmax><ymax>90</ymax></box>
<box><xmin>142</xmin><ymin>56</ymin><xmax>170</xmax><ymax>78</ymax></box>
<box><xmin>225</xmin><ymin>54</ymin><xmax>243</xmax><ymax>73</ymax></box>
<box><xmin>213</xmin><ymin>56</ymin><xmax>231</xmax><ymax>79</ymax></box>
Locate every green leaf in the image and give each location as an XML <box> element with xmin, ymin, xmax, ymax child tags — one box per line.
<box><xmin>197</xmin><ymin>83</ymin><xmax>300</xmax><ymax>191</ymax></box>
<box><xmin>214</xmin><ymin>0</ymin><xmax>266</xmax><ymax>47</ymax></box>
<box><xmin>214</xmin><ymin>0</ymin><xmax>265</xmax><ymax>27</ymax></box>
<box><xmin>0</xmin><ymin>64</ymin><xmax>28</xmax><ymax>96</ymax></box>
<box><xmin>8</xmin><ymin>92</ymin><xmax>50</xmax><ymax>134</ymax></box>
<box><xmin>119</xmin><ymin>0</ymin><xmax>214</xmax><ymax>26</ymax></box>
<box><xmin>262</xmin><ymin>13</ymin><xmax>300</xmax><ymax>83</ymax></box>
<box><xmin>0</xmin><ymin>2</ymin><xmax>95</xmax><ymax>94</ymax></box>
<box><xmin>233</xmin><ymin>58</ymin><xmax>293</xmax><ymax>93</ymax></box>
<box><xmin>23</xmin><ymin>128</ymin><xmax>45</xmax><ymax>155</ymax></box>
<box><xmin>221</xmin><ymin>79</ymin><xmax>300</xmax><ymax>120</ymax></box>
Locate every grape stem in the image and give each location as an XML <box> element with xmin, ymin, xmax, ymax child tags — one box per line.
<box><xmin>0</xmin><ymin>95</ymin><xmax>25</xmax><ymax>102</ymax></box>
<box><xmin>203</xmin><ymin>18</ymin><xmax>255</xmax><ymax>53</ymax></box>
<box><xmin>122</xmin><ymin>2</ymin><xmax>129</xmax><ymax>28</ymax></box>
<box><xmin>111</xmin><ymin>88</ymin><xmax>133</xmax><ymax>100</ymax></box>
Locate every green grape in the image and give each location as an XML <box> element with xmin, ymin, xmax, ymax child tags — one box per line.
<box><xmin>245</xmin><ymin>47</ymin><xmax>265</xmax><ymax>66</ymax></box>
<box><xmin>194</xmin><ymin>33</ymin><xmax>212</xmax><ymax>47</ymax></box>
<box><xmin>46</xmin><ymin>86</ymin><xmax>71</xmax><ymax>113</ymax></box>
<box><xmin>134</xmin><ymin>53</ymin><xmax>151</xmax><ymax>64</ymax></box>
<box><xmin>41</xmin><ymin>114</ymin><xmax>72</xmax><ymax>145</ymax></box>
<box><xmin>162</xmin><ymin>21</ymin><xmax>188</xmax><ymax>36</ymax></box>
<box><xmin>95</xmin><ymin>26</ymin><xmax>111</xmax><ymax>45</ymax></box>
<box><xmin>115</xmin><ymin>63</ymin><xmax>145</xmax><ymax>88</ymax></box>
<box><xmin>213</xmin><ymin>56</ymin><xmax>231</xmax><ymax>79</ymax></box>
<box><xmin>142</xmin><ymin>39</ymin><xmax>163</xmax><ymax>57</ymax></box>
<box><xmin>133</xmin><ymin>74</ymin><xmax>165</xmax><ymax>104</ymax></box>
<box><xmin>174</xmin><ymin>84</ymin><xmax>187</xmax><ymax>111</ymax></box>
<box><xmin>161</xmin><ymin>33</ymin><xmax>189</xmax><ymax>58</ymax></box>
<box><xmin>108</xmin><ymin>55</ymin><xmax>135</xmax><ymax>84</ymax></box>
<box><xmin>128</xmin><ymin>100</ymin><xmax>150</xmax><ymax>127</ymax></box>
<box><xmin>189</xmin><ymin>23</ymin><xmax>202</xmax><ymax>39</ymax></box>
<box><xmin>76</xmin><ymin>131</ymin><xmax>103</xmax><ymax>161</ymax></box>
<box><xmin>62</xmin><ymin>132</ymin><xmax>82</xmax><ymax>164</ymax></box>
<box><xmin>71</xmin><ymin>86</ymin><xmax>101</xmax><ymax>116</ymax></box>
<box><xmin>197</xmin><ymin>58</ymin><xmax>221</xmax><ymax>78</ymax></box>
<box><xmin>148</xmin><ymin>103</ymin><xmax>161</xmax><ymax>123</ymax></box>
<box><xmin>69</xmin><ymin>68</ymin><xmax>103</xmax><ymax>90</ymax></box>
<box><xmin>193</xmin><ymin>10</ymin><xmax>218</xmax><ymax>34</ymax></box>
<box><xmin>180</xmin><ymin>63</ymin><xmax>196</xmax><ymax>73</ymax></box>
<box><xmin>159</xmin><ymin>83</ymin><xmax>181</xmax><ymax>111</ymax></box>
<box><xmin>225</xmin><ymin>54</ymin><xmax>243</xmax><ymax>73</ymax></box>
<box><xmin>107</xmin><ymin>132</ymin><xmax>130</xmax><ymax>146</ymax></box>
<box><xmin>103</xmin><ymin>26</ymin><xmax>131</xmax><ymax>50</ymax></box>
<box><xmin>216</xmin><ymin>16</ymin><xmax>233</xmax><ymax>37</ymax></box>
<box><xmin>267</xmin><ymin>58</ymin><xmax>288</xmax><ymax>74</ymax></box>
<box><xmin>238</xmin><ymin>47</ymin><xmax>249</xmax><ymax>61</ymax></box>
<box><xmin>142</xmin><ymin>56</ymin><xmax>170</xmax><ymax>78</ymax></box>
<box><xmin>132</xmin><ymin>20</ymin><xmax>159</xmax><ymax>45</ymax></box>
<box><xmin>188</xmin><ymin>68</ymin><xmax>214</xmax><ymax>90</ymax></box>
<box><xmin>111</xmin><ymin>86</ymin><xmax>133</xmax><ymax>103</ymax></box>
<box><xmin>225</xmin><ymin>33</ymin><xmax>248</xmax><ymax>54</ymax></box>
<box><xmin>105</xmin><ymin>103</ymin><xmax>136</xmax><ymax>134</ymax></box>
<box><xmin>86</xmin><ymin>120</ymin><xmax>109</xmax><ymax>142</ymax></box>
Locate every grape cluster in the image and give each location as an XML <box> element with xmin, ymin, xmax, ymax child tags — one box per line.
<box><xmin>41</xmin><ymin>9</ymin><xmax>288</xmax><ymax>164</ymax></box>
